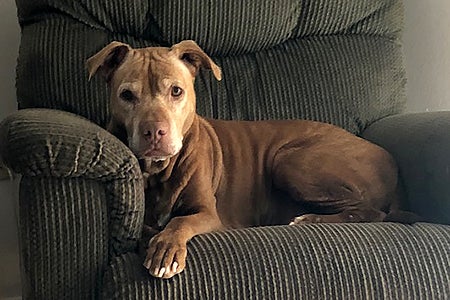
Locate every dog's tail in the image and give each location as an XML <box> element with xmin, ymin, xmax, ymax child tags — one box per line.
<box><xmin>383</xmin><ymin>210</ymin><xmax>424</xmax><ymax>224</ymax></box>
<box><xmin>382</xmin><ymin>175</ymin><xmax>424</xmax><ymax>224</ymax></box>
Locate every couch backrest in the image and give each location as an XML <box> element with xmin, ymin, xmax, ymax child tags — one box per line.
<box><xmin>15</xmin><ymin>0</ymin><xmax>406</xmax><ymax>134</ymax></box>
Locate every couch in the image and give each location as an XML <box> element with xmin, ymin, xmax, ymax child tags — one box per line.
<box><xmin>1</xmin><ymin>0</ymin><xmax>449</xmax><ymax>299</ymax></box>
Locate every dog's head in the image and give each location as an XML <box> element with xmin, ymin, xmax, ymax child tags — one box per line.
<box><xmin>86</xmin><ymin>40</ymin><xmax>221</xmax><ymax>161</ymax></box>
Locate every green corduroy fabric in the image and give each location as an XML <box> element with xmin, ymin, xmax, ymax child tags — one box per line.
<box><xmin>363</xmin><ymin>111</ymin><xmax>450</xmax><ymax>225</ymax></box>
<box><xmin>0</xmin><ymin>109</ymin><xmax>145</xmax><ymax>298</ymax></box>
<box><xmin>20</xmin><ymin>176</ymin><xmax>107</xmax><ymax>299</ymax></box>
<box><xmin>0</xmin><ymin>109</ymin><xmax>145</xmax><ymax>255</ymax></box>
<box><xmin>104</xmin><ymin>223</ymin><xmax>450</xmax><ymax>299</ymax></box>
<box><xmin>15</xmin><ymin>0</ymin><xmax>404</xmax><ymax>55</ymax></box>
<box><xmin>6</xmin><ymin>1</ymin><xmax>449</xmax><ymax>299</ymax></box>
<box><xmin>15</xmin><ymin>0</ymin><xmax>406</xmax><ymax>133</ymax></box>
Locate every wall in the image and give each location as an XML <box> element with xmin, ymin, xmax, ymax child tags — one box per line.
<box><xmin>0</xmin><ymin>0</ymin><xmax>21</xmax><ymax>298</ymax></box>
<box><xmin>403</xmin><ymin>0</ymin><xmax>450</xmax><ymax>112</ymax></box>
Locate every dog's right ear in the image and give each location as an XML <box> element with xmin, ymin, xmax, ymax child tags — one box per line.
<box><xmin>86</xmin><ymin>41</ymin><xmax>131</xmax><ymax>82</ymax></box>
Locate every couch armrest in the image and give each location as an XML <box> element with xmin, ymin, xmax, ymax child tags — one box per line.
<box><xmin>1</xmin><ymin>108</ymin><xmax>138</xmax><ymax>180</ymax></box>
<box><xmin>362</xmin><ymin>111</ymin><xmax>450</xmax><ymax>224</ymax></box>
<box><xmin>104</xmin><ymin>223</ymin><xmax>450</xmax><ymax>299</ymax></box>
<box><xmin>0</xmin><ymin>108</ymin><xmax>145</xmax><ymax>253</ymax></box>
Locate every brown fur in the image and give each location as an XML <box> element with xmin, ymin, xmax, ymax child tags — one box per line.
<box><xmin>87</xmin><ymin>40</ymin><xmax>405</xmax><ymax>279</ymax></box>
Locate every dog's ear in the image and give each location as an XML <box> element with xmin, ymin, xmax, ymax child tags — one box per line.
<box><xmin>86</xmin><ymin>41</ymin><xmax>131</xmax><ymax>82</ymax></box>
<box><xmin>171</xmin><ymin>40</ymin><xmax>222</xmax><ymax>81</ymax></box>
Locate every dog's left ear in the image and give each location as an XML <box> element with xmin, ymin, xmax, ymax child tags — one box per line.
<box><xmin>171</xmin><ymin>40</ymin><xmax>222</xmax><ymax>81</ymax></box>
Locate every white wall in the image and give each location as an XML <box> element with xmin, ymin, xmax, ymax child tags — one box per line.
<box><xmin>0</xmin><ymin>0</ymin><xmax>21</xmax><ymax>298</ymax></box>
<box><xmin>403</xmin><ymin>0</ymin><xmax>450</xmax><ymax>112</ymax></box>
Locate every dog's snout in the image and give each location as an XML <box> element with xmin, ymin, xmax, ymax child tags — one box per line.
<box><xmin>157</xmin><ymin>128</ymin><xmax>167</xmax><ymax>136</ymax></box>
<box><xmin>141</xmin><ymin>121</ymin><xmax>169</xmax><ymax>140</ymax></box>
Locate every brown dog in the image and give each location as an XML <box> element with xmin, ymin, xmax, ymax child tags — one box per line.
<box><xmin>87</xmin><ymin>40</ymin><xmax>404</xmax><ymax>279</ymax></box>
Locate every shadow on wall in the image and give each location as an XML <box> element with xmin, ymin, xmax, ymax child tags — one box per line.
<box><xmin>403</xmin><ymin>0</ymin><xmax>450</xmax><ymax>112</ymax></box>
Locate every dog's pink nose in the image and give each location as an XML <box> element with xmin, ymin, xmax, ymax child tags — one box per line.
<box><xmin>141</xmin><ymin>121</ymin><xmax>169</xmax><ymax>140</ymax></box>
<box><xmin>157</xmin><ymin>129</ymin><xmax>167</xmax><ymax>136</ymax></box>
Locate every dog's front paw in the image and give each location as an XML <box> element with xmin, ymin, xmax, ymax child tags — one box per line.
<box><xmin>143</xmin><ymin>231</ymin><xmax>187</xmax><ymax>279</ymax></box>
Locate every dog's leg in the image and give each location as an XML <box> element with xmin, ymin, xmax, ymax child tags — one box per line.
<box><xmin>289</xmin><ymin>208</ymin><xmax>386</xmax><ymax>224</ymax></box>
<box><xmin>143</xmin><ymin>174</ymin><xmax>223</xmax><ymax>279</ymax></box>
<box><xmin>143</xmin><ymin>209</ymin><xmax>222</xmax><ymax>279</ymax></box>
<box><xmin>272</xmin><ymin>149</ymin><xmax>393</xmax><ymax>224</ymax></box>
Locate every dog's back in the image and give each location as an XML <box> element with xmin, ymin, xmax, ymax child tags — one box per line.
<box><xmin>206</xmin><ymin>118</ymin><xmax>400</xmax><ymax>227</ymax></box>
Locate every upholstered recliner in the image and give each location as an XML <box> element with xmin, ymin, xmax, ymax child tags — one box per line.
<box><xmin>1</xmin><ymin>0</ymin><xmax>449</xmax><ymax>299</ymax></box>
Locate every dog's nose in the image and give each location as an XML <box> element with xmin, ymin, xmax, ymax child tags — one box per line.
<box><xmin>141</xmin><ymin>121</ymin><xmax>169</xmax><ymax>140</ymax></box>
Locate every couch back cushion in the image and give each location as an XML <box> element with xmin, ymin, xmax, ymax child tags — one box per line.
<box><xmin>15</xmin><ymin>0</ymin><xmax>406</xmax><ymax>134</ymax></box>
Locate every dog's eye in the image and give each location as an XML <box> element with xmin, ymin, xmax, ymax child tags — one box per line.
<box><xmin>120</xmin><ymin>89</ymin><xmax>135</xmax><ymax>102</ymax></box>
<box><xmin>171</xmin><ymin>86</ymin><xmax>183</xmax><ymax>98</ymax></box>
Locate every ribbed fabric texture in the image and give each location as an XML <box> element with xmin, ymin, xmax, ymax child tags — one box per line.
<box><xmin>19</xmin><ymin>176</ymin><xmax>107</xmax><ymax>299</ymax></box>
<box><xmin>0</xmin><ymin>109</ymin><xmax>145</xmax><ymax>255</ymax></box>
<box><xmin>15</xmin><ymin>0</ymin><xmax>406</xmax><ymax>133</ymax></box>
<box><xmin>7</xmin><ymin>1</ymin><xmax>446</xmax><ymax>299</ymax></box>
<box><xmin>16</xmin><ymin>0</ymin><xmax>403</xmax><ymax>55</ymax></box>
<box><xmin>104</xmin><ymin>223</ymin><xmax>450</xmax><ymax>299</ymax></box>
<box><xmin>16</xmin><ymin>19</ymin><xmax>112</xmax><ymax>127</ymax></box>
<box><xmin>363</xmin><ymin>111</ymin><xmax>450</xmax><ymax>225</ymax></box>
<box><xmin>293</xmin><ymin>0</ymin><xmax>403</xmax><ymax>38</ymax></box>
<box><xmin>0</xmin><ymin>109</ymin><xmax>145</xmax><ymax>298</ymax></box>
<box><xmin>196</xmin><ymin>35</ymin><xmax>405</xmax><ymax>132</ymax></box>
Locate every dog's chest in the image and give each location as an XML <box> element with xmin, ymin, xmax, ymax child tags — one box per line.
<box><xmin>144</xmin><ymin>177</ymin><xmax>177</xmax><ymax>229</ymax></box>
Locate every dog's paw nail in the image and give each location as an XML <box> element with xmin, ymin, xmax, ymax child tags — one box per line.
<box><xmin>289</xmin><ymin>222</ymin><xmax>295</xmax><ymax>225</ymax></box>
<box><xmin>293</xmin><ymin>214</ymin><xmax>322</xmax><ymax>224</ymax></box>
<box><xmin>158</xmin><ymin>267</ymin><xmax>166</xmax><ymax>278</ymax></box>
<box><xmin>172</xmin><ymin>261</ymin><xmax>178</xmax><ymax>273</ymax></box>
<box><xmin>143</xmin><ymin>258</ymin><xmax>151</xmax><ymax>269</ymax></box>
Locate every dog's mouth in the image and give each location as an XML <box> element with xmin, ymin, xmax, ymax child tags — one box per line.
<box><xmin>129</xmin><ymin>130</ymin><xmax>183</xmax><ymax>162</ymax></box>
<box><xmin>142</xmin><ymin>149</ymin><xmax>173</xmax><ymax>161</ymax></box>
<box><xmin>136</xmin><ymin>141</ymin><xmax>182</xmax><ymax>162</ymax></box>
